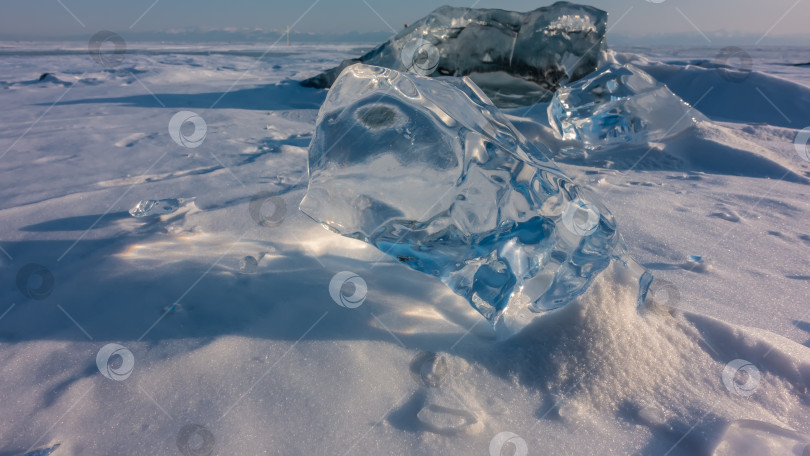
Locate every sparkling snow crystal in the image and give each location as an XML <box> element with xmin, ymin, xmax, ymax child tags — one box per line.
<box><xmin>300</xmin><ymin>64</ymin><xmax>629</xmax><ymax>332</ymax></box>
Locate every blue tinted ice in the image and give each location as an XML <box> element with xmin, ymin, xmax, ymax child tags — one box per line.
<box><xmin>301</xmin><ymin>2</ymin><xmax>607</xmax><ymax>108</ymax></box>
<box><xmin>548</xmin><ymin>64</ymin><xmax>707</xmax><ymax>146</ymax></box>
<box><xmin>300</xmin><ymin>64</ymin><xmax>624</xmax><ymax>331</ymax></box>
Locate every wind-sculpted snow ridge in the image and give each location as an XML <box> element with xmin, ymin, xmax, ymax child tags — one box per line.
<box><xmin>548</xmin><ymin>63</ymin><xmax>708</xmax><ymax>146</ymax></box>
<box><xmin>300</xmin><ymin>64</ymin><xmax>649</xmax><ymax>335</ymax></box>
<box><xmin>300</xmin><ymin>2</ymin><xmax>607</xmax><ymax>107</ymax></box>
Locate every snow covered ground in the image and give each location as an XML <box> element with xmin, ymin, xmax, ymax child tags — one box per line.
<box><xmin>0</xmin><ymin>41</ymin><xmax>809</xmax><ymax>455</ymax></box>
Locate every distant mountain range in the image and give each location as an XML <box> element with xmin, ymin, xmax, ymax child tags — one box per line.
<box><xmin>0</xmin><ymin>27</ymin><xmax>807</xmax><ymax>46</ymax></box>
<box><xmin>0</xmin><ymin>28</ymin><xmax>396</xmax><ymax>44</ymax></box>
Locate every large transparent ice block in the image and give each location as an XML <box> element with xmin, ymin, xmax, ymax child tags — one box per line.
<box><xmin>548</xmin><ymin>64</ymin><xmax>707</xmax><ymax>146</ymax></box>
<box><xmin>301</xmin><ymin>2</ymin><xmax>607</xmax><ymax>107</ymax></box>
<box><xmin>300</xmin><ymin>64</ymin><xmax>626</xmax><ymax>331</ymax></box>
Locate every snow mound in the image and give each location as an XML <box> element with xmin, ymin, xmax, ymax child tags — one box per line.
<box><xmin>613</xmin><ymin>52</ymin><xmax>810</xmax><ymax>129</ymax></box>
<box><xmin>485</xmin><ymin>261</ymin><xmax>810</xmax><ymax>454</ymax></box>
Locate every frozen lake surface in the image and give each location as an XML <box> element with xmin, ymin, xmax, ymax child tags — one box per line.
<box><xmin>1</xmin><ymin>42</ymin><xmax>809</xmax><ymax>455</ymax></box>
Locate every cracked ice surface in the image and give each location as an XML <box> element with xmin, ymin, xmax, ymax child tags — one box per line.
<box><xmin>300</xmin><ymin>64</ymin><xmax>631</xmax><ymax>333</ymax></box>
<box><xmin>548</xmin><ymin>64</ymin><xmax>708</xmax><ymax>146</ymax></box>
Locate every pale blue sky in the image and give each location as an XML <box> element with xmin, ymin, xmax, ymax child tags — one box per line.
<box><xmin>0</xmin><ymin>0</ymin><xmax>807</xmax><ymax>43</ymax></box>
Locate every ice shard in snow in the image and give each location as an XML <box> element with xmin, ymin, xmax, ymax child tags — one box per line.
<box><xmin>301</xmin><ymin>2</ymin><xmax>607</xmax><ymax>107</ymax></box>
<box><xmin>548</xmin><ymin>64</ymin><xmax>708</xmax><ymax>146</ymax></box>
<box><xmin>300</xmin><ymin>64</ymin><xmax>634</xmax><ymax>333</ymax></box>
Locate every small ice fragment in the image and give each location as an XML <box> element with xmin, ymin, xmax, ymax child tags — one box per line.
<box><xmin>162</xmin><ymin>303</ymin><xmax>181</xmax><ymax>313</ymax></box>
<box><xmin>548</xmin><ymin>64</ymin><xmax>708</xmax><ymax>146</ymax></box>
<box><xmin>683</xmin><ymin>254</ymin><xmax>709</xmax><ymax>273</ymax></box>
<box><xmin>239</xmin><ymin>256</ymin><xmax>258</xmax><ymax>274</ymax></box>
<box><xmin>129</xmin><ymin>198</ymin><xmax>181</xmax><ymax>217</ymax></box>
<box><xmin>23</xmin><ymin>445</ymin><xmax>61</xmax><ymax>456</ymax></box>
